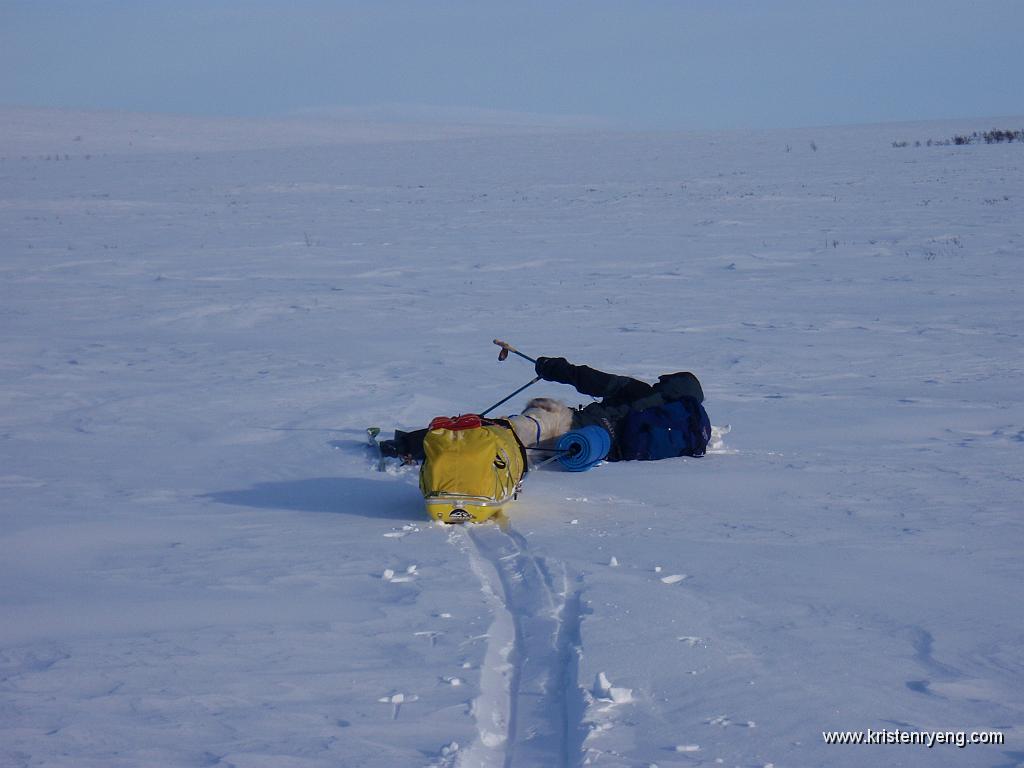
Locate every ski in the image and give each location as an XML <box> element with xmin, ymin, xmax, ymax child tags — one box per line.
<box><xmin>366</xmin><ymin>427</ymin><xmax>386</xmax><ymax>472</ymax></box>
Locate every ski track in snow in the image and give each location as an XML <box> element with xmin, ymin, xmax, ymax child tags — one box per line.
<box><xmin>3</xmin><ymin>108</ymin><xmax>1024</xmax><ymax>767</ymax></box>
<box><xmin>454</xmin><ymin>522</ymin><xmax>587</xmax><ymax>768</ymax></box>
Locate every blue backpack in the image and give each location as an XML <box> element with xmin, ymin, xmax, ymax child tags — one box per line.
<box><xmin>619</xmin><ymin>397</ymin><xmax>711</xmax><ymax>461</ymax></box>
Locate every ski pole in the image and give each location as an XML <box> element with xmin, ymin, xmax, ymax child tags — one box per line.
<box><xmin>525</xmin><ymin>443</ymin><xmax>581</xmax><ymax>470</ymax></box>
<box><xmin>479</xmin><ymin>376</ymin><xmax>541</xmax><ymax>418</ymax></box>
<box><xmin>531</xmin><ymin>452</ymin><xmax>566</xmax><ymax>470</ymax></box>
<box><xmin>493</xmin><ymin>339</ymin><xmax>537</xmax><ymax>365</ymax></box>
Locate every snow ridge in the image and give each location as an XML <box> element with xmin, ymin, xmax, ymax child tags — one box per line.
<box><xmin>457</xmin><ymin>523</ymin><xmax>587</xmax><ymax>768</ymax></box>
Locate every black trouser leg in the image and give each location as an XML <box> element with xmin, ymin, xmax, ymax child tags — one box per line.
<box><xmin>392</xmin><ymin>428</ymin><xmax>428</xmax><ymax>461</ymax></box>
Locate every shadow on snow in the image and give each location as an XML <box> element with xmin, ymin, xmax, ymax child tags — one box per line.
<box><xmin>202</xmin><ymin>476</ymin><xmax>422</xmax><ymax>521</ymax></box>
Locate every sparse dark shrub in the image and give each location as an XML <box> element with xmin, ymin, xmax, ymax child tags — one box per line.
<box><xmin>982</xmin><ymin>128</ymin><xmax>1023</xmax><ymax>144</ymax></box>
<box><xmin>893</xmin><ymin>128</ymin><xmax>1023</xmax><ymax>148</ymax></box>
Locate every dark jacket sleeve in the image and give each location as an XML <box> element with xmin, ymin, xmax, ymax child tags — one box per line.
<box><xmin>535</xmin><ymin>357</ymin><xmax>652</xmax><ymax>401</ymax></box>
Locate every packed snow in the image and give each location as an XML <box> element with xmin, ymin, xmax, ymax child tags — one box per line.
<box><xmin>1</xmin><ymin>107</ymin><xmax>1022</xmax><ymax>767</ymax></box>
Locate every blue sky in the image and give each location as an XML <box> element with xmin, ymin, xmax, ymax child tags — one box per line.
<box><xmin>2</xmin><ymin>0</ymin><xmax>1022</xmax><ymax>129</ymax></box>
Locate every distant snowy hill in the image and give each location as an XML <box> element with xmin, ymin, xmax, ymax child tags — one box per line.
<box><xmin>2</xmin><ymin>107</ymin><xmax>1022</xmax><ymax>767</ymax></box>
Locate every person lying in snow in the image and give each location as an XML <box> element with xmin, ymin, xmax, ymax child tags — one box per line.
<box><xmin>531</xmin><ymin>357</ymin><xmax>710</xmax><ymax>461</ymax></box>
<box><xmin>379</xmin><ymin>356</ymin><xmax>711</xmax><ymax>463</ymax></box>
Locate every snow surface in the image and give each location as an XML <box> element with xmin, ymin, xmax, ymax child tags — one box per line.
<box><xmin>2</xmin><ymin>108</ymin><xmax>1023</xmax><ymax>767</ymax></box>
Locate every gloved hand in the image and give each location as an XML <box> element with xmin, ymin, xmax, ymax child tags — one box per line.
<box><xmin>534</xmin><ymin>356</ymin><xmax>570</xmax><ymax>381</ymax></box>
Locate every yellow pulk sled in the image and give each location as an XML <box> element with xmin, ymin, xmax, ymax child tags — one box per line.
<box><xmin>419</xmin><ymin>414</ymin><xmax>527</xmax><ymax>523</ymax></box>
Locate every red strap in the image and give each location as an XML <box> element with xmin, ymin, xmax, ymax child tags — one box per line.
<box><xmin>429</xmin><ymin>414</ymin><xmax>483</xmax><ymax>432</ymax></box>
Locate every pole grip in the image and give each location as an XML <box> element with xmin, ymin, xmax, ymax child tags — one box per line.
<box><xmin>493</xmin><ymin>339</ymin><xmax>537</xmax><ymax>365</ymax></box>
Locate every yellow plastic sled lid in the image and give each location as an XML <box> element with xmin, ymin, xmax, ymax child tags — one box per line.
<box><xmin>424</xmin><ymin>493</ymin><xmax>514</xmax><ymax>523</ymax></box>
